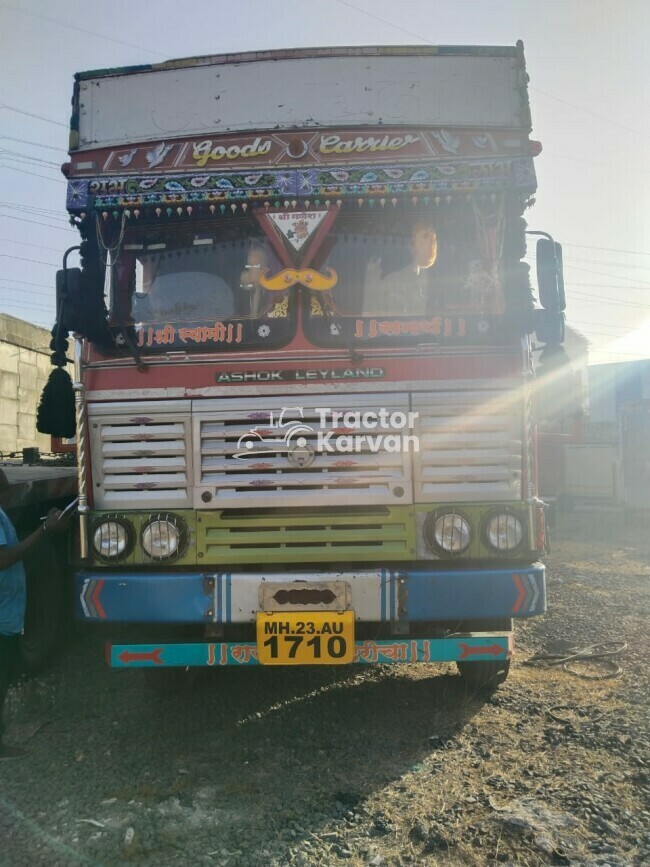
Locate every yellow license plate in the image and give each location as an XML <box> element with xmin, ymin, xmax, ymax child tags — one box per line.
<box><xmin>256</xmin><ymin>611</ymin><xmax>355</xmax><ymax>665</ymax></box>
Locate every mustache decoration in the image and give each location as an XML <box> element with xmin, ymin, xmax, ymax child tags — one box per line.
<box><xmin>259</xmin><ymin>267</ymin><xmax>338</xmax><ymax>292</ymax></box>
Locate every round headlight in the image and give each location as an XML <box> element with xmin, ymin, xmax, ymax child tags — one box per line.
<box><xmin>485</xmin><ymin>512</ymin><xmax>524</xmax><ymax>552</ymax></box>
<box><xmin>93</xmin><ymin>520</ymin><xmax>130</xmax><ymax>560</ymax></box>
<box><xmin>424</xmin><ymin>511</ymin><xmax>471</xmax><ymax>555</ymax></box>
<box><xmin>141</xmin><ymin>517</ymin><xmax>181</xmax><ymax>560</ymax></box>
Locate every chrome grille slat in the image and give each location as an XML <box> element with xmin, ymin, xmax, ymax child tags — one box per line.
<box><xmin>88</xmin><ymin>403</ymin><xmax>193</xmax><ymax>509</ymax></box>
<box><xmin>413</xmin><ymin>388</ymin><xmax>523</xmax><ymax>503</ymax></box>
<box><xmin>193</xmin><ymin>395</ymin><xmax>412</xmax><ymax>509</ymax></box>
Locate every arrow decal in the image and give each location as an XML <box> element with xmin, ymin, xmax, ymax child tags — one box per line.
<box><xmin>117</xmin><ymin>648</ymin><xmax>164</xmax><ymax>665</ymax></box>
<box><xmin>512</xmin><ymin>572</ymin><xmax>540</xmax><ymax>614</ymax></box>
<box><xmin>80</xmin><ymin>578</ymin><xmax>106</xmax><ymax>619</ymax></box>
<box><xmin>458</xmin><ymin>642</ymin><xmax>504</xmax><ymax>659</ymax></box>
<box><xmin>512</xmin><ymin>574</ymin><xmax>526</xmax><ymax>613</ymax></box>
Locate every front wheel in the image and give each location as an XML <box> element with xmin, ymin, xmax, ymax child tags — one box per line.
<box><xmin>19</xmin><ymin>540</ymin><xmax>65</xmax><ymax>675</ymax></box>
<box><xmin>456</xmin><ymin>659</ymin><xmax>510</xmax><ymax>692</ymax></box>
<box><xmin>143</xmin><ymin>667</ymin><xmax>198</xmax><ymax>692</ymax></box>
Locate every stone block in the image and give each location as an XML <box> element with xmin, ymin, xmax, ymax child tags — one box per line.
<box><xmin>18</xmin><ymin>412</ymin><xmax>37</xmax><ymax>442</ymax></box>
<box><xmin>0</xmin><ymin>423</ymin><xmax>17</xmax><ymax>453</ymax></box>
<box><xmin>0</xmin><ymin>370</ymin><xmax>19</xmax><ymax>399</ymax></box>
<box><xmin>18</xmin><ymin>361</ymin><xmax>38</xmax><ymax>392</ymax></box>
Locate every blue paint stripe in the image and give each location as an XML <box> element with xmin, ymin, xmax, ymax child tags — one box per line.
<box><xmin>380</xmin><ymin>568</ymin><xmax>386</xmax><ymax>622</ymax></box>
<box><xmin>226</xmin><ymin>574</ymin><xmax>232</xmax><ymax>624</ymax></box>
<box><xmin>389</xmin><ymin>571</ymin><xmax>396</xmax><ymax>623</ymax></box>
<box><xmin>217</xmin><ymin>573</ymin><xmax>223</xmax><ymax>624</ymax></box>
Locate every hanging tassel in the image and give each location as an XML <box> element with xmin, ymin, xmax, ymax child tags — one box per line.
<box><xmin>36</xmin><ymin>368</ymin><xmax>75</xmax><ymax>438</ymax></box>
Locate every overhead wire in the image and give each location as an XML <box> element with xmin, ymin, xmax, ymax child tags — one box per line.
<box><xmin>3</xmin><ymin>4</ymin><xmax>169</xmax><ymax>58</ymax></box>
<box><xmin>0</xmin><ymin>278</ymin><xmax>55</xmax><ymax>289</ymax></box>
<box><xmin>1</xmin><ymin>149</ymin><xmax>63</xmax><ymax>168</ymax></box>
<box><xmin>2</xmin><ymin>215</ymin><xmax>75</xmax><ymax>232</ymax></box>
<box><xmin>0</xmin><ymin>136</ymin><xmax>68</xmax><ymax>152</ymax></box>
<box><xmin>0</xmin><ymin>238</ymin><xmax>69</xmax><ymax>254</ymax></box>
<box><xmin>2</xmin><ymin>165</ymin><xmax>66</xmax><ymax>184</ymax></box>
<box><xmin>332</xmin><ymin>0</ymin><xmax>648</xmax><ymax>138</ymax></box>
<box><xmin>2</xmin><ymin>104</ymin><xmax>68</xmax><ymax>128</ymax></box>
<box><xmin>1</xmin><ymin>254</ymin><xmax>60</xmax><ymax>267</ymax></box>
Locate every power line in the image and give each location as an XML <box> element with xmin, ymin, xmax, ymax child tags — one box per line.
<box><xmin>569</xmin><ymin>292</ymin><xmax>649</xmax><ymax>310</ymax></box>
<box><xmin>542</xmin><ymin>150</ymin><xmax>650</xmax><ymax>175</ymax></box>
<box><xmin>332</xmin><ymin>0</ymin><xmax>648</xmax><ymax>139</ymax></box>
<box><xmin>562</xmin><ymin>256</ymin><xmax>650</xmax><ymax>272</ymax></box>
<box><xmin>564</xmin><ymin>243</ymin><xmax>650</xmax><ymax>258</ymax></box>
<box><xmin>0</xmin><ymin>136</ymin><xmax>67</xmax><ymax>152</ymax></box>
<box><xmin>527</xmin><ymin>255</ymin><xmax>650</xmax><ymax>288</ymax></box>
<box><xmin>1</xmin><ymin>165</ymin><xmax>66</xmax><ymax>184</ymax></box>
<box><xmin>530</xmin><ymin>86</ymin><xmax>647</xmax><ymax>140</ymax></box>
<box><xmin>1</xmin><ymin>285</ymin><xmax>53</xmax><ymax>299</ymax></box>
<box><xmin>0</xmin><ymin>278</ymin><xmax>53</xmax><ymax>289</ymax></box>
<box><xmin>1</xmin><ymin>254</ymin><xmax>59</xmax><ymax>267</ymax></box>
<box><xmin>0</xmin><ymin>299</ymin><xmax>54</xmax><ymax>312</ymax></box>
<box><xmin>3</xmin><ymin>5</ymin><xmax>168</xmax><ymax>59</ymax></box>
<box><xmin>526</xmin><ymin>251</ymin><xmax>650</xmax><ymax>273</ymax></box>
<box><xmin>563</xmin><ymin>265</ymin><xmax>650</xmax><ymax>287</ymax></box>
<box><xmin>0</xmin><ymin>238</ymin><xmax>67</xmax><ymax>254</ymax></box>
<box><xmin>1</xmin><ymin>103</ymin><xmax>68</xmax><ymax>128</ymax></box>
<box><xmin>0</xmin><ymin>201</ymin><xmax>70</xmax><ymax>217</ymax></box>
<box><xmin>570</xmin><ymin>321</ymin><xmax>639</xmax><ymax>333</ymax></box>
<box><xmin>2</xmin><ymin>215</ymin><xmax>75</xmax><ymax>232</ymax></box>
<box><xmin>1</xmin><ymin>149</ymin><xmax>62</xmax><ymax>168</ymax></box>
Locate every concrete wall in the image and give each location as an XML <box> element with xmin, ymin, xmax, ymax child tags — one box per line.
<box><xmin>0</xmin><ymin>314</ymin><xmax>54</xmax><ymax>454</ymax></box>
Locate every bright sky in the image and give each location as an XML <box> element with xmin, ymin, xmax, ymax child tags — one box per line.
<box><xmin>1</xmin><ymin>0</ymin><xmax>648</xmax><ymax>364</ymax></box>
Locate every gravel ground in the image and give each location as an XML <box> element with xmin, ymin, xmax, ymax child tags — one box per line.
<box><xmin>0</xmin><ymin>509</ymin><xmax>648</xmax><ymax>867</ymax></box>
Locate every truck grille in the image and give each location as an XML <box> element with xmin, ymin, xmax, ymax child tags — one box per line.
<box><xmin>198</xmin><ymin>506</ymin><xmax>413</xmax><ymax>564</ymax></box>
<box><xmin>412</xmin><ymin>387</ymin><xmax>523</xmax><ymax>502</ymax></box>
<box><xmin>194</xmin><ymin>395</ymin><xmax>412</xmax><ymax>509</ymax></box>
<box><xmin>88</xmin><ymin>402</ymin><xmax>193</xmax><ymax>509</ymax></box>
<box><xmin>87</xmin><ymin>385</ymin><xmax>523</xmax><ymax>511</ymax></box>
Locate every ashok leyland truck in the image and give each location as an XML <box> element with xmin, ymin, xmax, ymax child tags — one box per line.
<box><xmin>51</xmin><ymin>43</ymin><xmax>566</xmax><ymax>689</ymax></box>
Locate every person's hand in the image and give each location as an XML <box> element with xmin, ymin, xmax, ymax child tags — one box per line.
<box><xmin>43</xmin><ymin>508</ymin><xmax>69</xmax><ymax>534</ymax></box>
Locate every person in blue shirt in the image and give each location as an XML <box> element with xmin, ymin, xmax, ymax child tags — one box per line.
<box><xmin>0</xmin><ymin>470</ymin><xmax>67</xmax><ymax>760</ymax></box>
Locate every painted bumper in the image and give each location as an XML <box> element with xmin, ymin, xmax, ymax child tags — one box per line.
<box><xmin>108</xmin><ymin>633</ymin><xmax>513</xmax><ymax>668</ymax></box>
<box><xmin>77</xmin><ymin>564</ymin><xmax>545</xmax><ymax>623</ymax></box>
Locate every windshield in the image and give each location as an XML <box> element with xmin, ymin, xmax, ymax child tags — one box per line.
<box><xmin>114</xmin><ymin>223</ymin><xmax>294</xmax><ymax>352</ymax></box>
<box><xmin>304</xmin><ymin>205</ymin><xmax>508</xmax><ymax>346</ymax></box>
<box><xmin>317</xmin><ymin>208</ymin><xmax>502</xmax><ymax>316</ymax></box>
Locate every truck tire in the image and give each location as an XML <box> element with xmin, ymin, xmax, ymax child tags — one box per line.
<box><xmin>143</xmin><ymin>667</ymin><xmax>197</xmax><ymax>692</ymax></box>
<box><xmin>19</xmin><ymin>541</ymin><xmax>65</xmax><ymax>675</ymax></box>
<box><xmin>456</xmin><ymin>659</ymin><xmax>510</xmax><ymax>692</ymax></box>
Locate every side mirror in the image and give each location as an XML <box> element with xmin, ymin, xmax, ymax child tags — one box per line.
<box><xmin>534</xmin><ymin>307</ymin><xmax>565</xmax><ymax>345</ymax></box>
<box><xmin>536</xmin><ymin>239</ymin><xmax>566</xmax><ymax>312</ymax></box>
<box><xmin>56</xmin><ymin>267</ymin><xmax>82</xmax><ymax>310</ymax></box>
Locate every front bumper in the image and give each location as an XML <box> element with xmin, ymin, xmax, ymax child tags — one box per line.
<box><xmin>77</xmin><ymin>564</ymin><xmax>545</xmax><ymax>624</ymax></box>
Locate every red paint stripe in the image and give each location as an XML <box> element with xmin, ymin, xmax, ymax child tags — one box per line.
<box><xmin>512</xmin><ymin>574</ymin><xmax>526</xmax><ymax>613</ymax></box>
<box><xmin>85</xmin><ymin>353</ymin><xmax>521</xmax><ymax>394</ymax></box>
<box><xmin>92</xmin><ymin>579</ymin><xmax>106</xmax><ymax>619</ymax></box>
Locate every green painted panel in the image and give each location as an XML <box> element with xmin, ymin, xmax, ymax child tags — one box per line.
<box><xmin>86</xmin><ymin>501</ymin><xmax>533</xmax><ymax>567</ymax></box>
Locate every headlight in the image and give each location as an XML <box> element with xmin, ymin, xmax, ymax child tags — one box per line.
<box><xmin>141</xmin><ymin>516</ymin><xmax>183</xmax><ymax>560</ymax></box>
<box><xmin>424</xmin><ymin>511</ymin><xmax>471</xmax><ymax>555</ymax></box>
<box><xmin>485</xmin><ymin>512</ymin><xmax>524</xmax><ymax>552</ymax></box>
<box><xmin>92</xmin><ymin>519</ymin><xmax>131</xmax><ymax>560</ymax></box>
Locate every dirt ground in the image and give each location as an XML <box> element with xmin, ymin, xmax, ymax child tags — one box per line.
<box><xmin>0</xmin><ymin>510</ymin><xmax>648</xmax><ymax>867</ymax></box>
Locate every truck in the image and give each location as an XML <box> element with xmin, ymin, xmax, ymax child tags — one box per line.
<box><xmin>52</xmin><ymin>43</ymin><xmax>566</xmax><ymax>690</ymax></box>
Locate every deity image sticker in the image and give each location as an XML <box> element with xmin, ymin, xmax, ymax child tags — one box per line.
<box><xmin>268</xmin><ymin>210</ymin><xmax>328</xmax><ymax>252</ymax></box>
